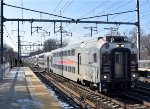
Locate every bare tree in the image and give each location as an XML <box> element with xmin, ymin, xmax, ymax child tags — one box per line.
<box><xmin>129</xmin><ymin>27</ymin><xmax>150</xmax><ymax>59</ymax></box>
<box><xmin>0</xmin><ymin>44</ymin><xmax>17</xmax><ymax>64</ymax></box>
<box><xmin>29</xmin><ymin>38</ymin><xmax>69</xmax><ymax>56</ymax></box>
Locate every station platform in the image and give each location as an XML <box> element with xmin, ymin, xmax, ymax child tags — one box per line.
<box><xmin>138</xmin><ymin>67</ymin><xmax>150</xmax><ymax>71</ymax></box>
<box><xmin>0</xmin><ymin>67</ymin><xmax>61</xmax><ymax>109</ymax></box>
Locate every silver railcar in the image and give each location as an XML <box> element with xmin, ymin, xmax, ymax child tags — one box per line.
<box><xmin>48</xmin><ymin>36</ymin><xmax>138</xmax><ymax>92</ymax></box>
<box><xmin>26</xmin><ymin>36</ymin><xmax>138</xmax><ymax>92</ymax></box>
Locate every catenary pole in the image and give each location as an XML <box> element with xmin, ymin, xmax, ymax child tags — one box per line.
<box><xmin>1</xmin><ymin>0</ymin><xmax>4</xmax><ymax>64</ymax></box>
<box><xmin>18</xmin><ymin>20</ymin><xmax>20</xmax><ymax>61</ymax></box>
<box><xmin>136</xmin><ymin>0</ymin><xmax>140</xmax><ymax>60</ymax></box>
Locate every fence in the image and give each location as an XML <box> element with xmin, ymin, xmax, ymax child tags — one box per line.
<box><xmin>0</xmin><ymin>63</ymin><xmax>10</xmax><ymax>81</ymax></box>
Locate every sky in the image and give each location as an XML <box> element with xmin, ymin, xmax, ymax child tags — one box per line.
<box><xmin>2</xmin><ymin>0</ymin><xmax>150</xmax><ymax>55</ymax></box>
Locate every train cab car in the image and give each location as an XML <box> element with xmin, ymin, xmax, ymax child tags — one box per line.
<box><xmin>99</xmin><ymin>36</ymin><xmax>138</xmax><ymax>91</ymax></box>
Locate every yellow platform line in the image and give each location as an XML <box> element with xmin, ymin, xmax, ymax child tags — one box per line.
<box><xmin>24</xmin><ymin>67</ymin><xmax>61</xmax><ymax>109</ymax></box>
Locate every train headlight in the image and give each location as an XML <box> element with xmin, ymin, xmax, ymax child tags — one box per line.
<box><xmin>116</xmin><ymin>44</ymin><xmax>125</xmax><ymax>48</ymax></box>
<box><xmin>121</xmin><ymin>44</ymin><xmax>125</xmax><ymax>47</ymax></box>
<box><xmin>132</xmin><ymin>74</ymin><xmax>136</xmax><ymax>78</ymax></box>
<box><xmin>104</xmin><ymin>75</ymin><xmax>107</xmax><ymax>79</ymax></box>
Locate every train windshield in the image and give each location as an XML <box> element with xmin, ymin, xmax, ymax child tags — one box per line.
<box><xmin>106</xmin><ymin>36</ymin><xmax>128</xmax><ymax>42</ymax></box>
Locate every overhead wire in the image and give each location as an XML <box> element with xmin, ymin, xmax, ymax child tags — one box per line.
<box><xmin>4</xmin><ymin>3</ymin><xmax>74</xmax><ymax>20</ymax></box>
<box><xmin>64</xmin><ymin>0</ymin><xmax>112</xmax><ymax>34</ymax></box>
<box><xmin>4</xmin><ymin>25</ymin><xmax>30</xmax><ymax>53</ymax></box>
<box><xmin>42</xmin><ymin>0</ymin><xmax>63</xmax><ymax>28</ymax></box>
<box><xmin>92</xmin><ymin>0</ymin><xmax>135</xmax><ymax>35</ymax></box>
<box><xmin>70</xmin><ymin>0</ymin><xmax>127</xmax><ymax>34</ymax></box>
<box><xmin>42</xmin><ymin>0</ymin><xmax>72</xmax><ymax>36</ymax></box>
<box><xmin>4</xmin><ymin>25</ymin><xmax>18</xmax><ymax>48</ymax></box>
<box><xmin>71</xmin><ymin>0</ymin><xmax>123</xmax><ymax>29</ymax></box>
<box><xmin>61</xmin><ymin>0</ymin><xmax>73</xmax><ymax>14</ymax></box>
<box><xmin>43</xmin><ymin>0</ymin><xmax>74</xmax><ymax>41</ymax></box>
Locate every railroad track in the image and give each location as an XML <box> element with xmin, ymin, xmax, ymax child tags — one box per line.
<box><xmin>43</xmin><ymin>72</ymin><xmax>150</xmax><ymax>109</ymax></box>
<box><xmin>27</xmin><ymin>64</ymin><xmax>150</xmax><ymax>109</ymax></box>
<box><xmin>123</xmin><ymin>90</ymin><xmax>150</xmax><ymax>107</ymax></box>
<box><xmin>42</xmin><ymin>72</ymin><xmax>123</xmax><ymax>109</ymax></box>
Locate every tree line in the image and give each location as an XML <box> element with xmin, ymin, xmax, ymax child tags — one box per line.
<box><xmin>129</xmin><ymin>28</ymin><xmax>150</xmax><ymax>60</ymax></box>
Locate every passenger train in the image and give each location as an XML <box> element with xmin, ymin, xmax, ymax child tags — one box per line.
<box><xmin>25</xmin><ymin>36</ymin><xmax>138</xmax><ymax>92</ymax></box>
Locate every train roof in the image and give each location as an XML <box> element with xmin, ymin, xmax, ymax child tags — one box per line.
<box><xmin>51</xmin><ymin>36</ymin><xmax>108</xmax><ymax>53</ymax></box>
<box><xmin>51</xmin><ymin>36</ymin><xmax>129</xmax><ymax>53</ymax></box>
<box><xmin>26</xmin><ymin>36</ymin><xmax>129</xmax><ymax>58</ymax></box>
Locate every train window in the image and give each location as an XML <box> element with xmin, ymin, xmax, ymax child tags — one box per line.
<box><xmin>115</xmin><ymin>53</ymin><xmax>122</xmax><ymax>64</ymax></box>
<box><xmin>65</xmin><ymin>66</ymin><xmax>67</xmax><ymax>71</ymax></box>
<box><xmin>62</xmin><ymin>65</ymin><xmax>64</xmax><ymax>70</ymax></box>
<box><xmin>93</xmin><ymin>53</ymin><xmax>97</xmax><ymax>63</ymax></box>
<box><xmin>64</xmin><ymin>51</ymin><xmax>67</xmax><ymax>56</ymax></box>
<box><xmin>63</xmin><ymin>51</ymin><xmax>66</xmax><ymax>56</ymax></box>
<box><xmin>80</xmin><ymin>56</ymin><xmax>81</xmax><ymax>65</ymax></box>
<box><xmin>61</xmin><ymin>65</ymin><xmax>63</xmax><ymax>70</ymax></box>
<box><xmin>68</xmin><ymin>66</ymin><xmax>71</xmax><ymax>72</ymax></box>
<box><xmin>68</xmin><ymin>66</ymin><xmax>69</xmax><ymax>72</ymax></box>
<box><xmin>68</xmin><ymin>50</ymin><xmax>71</xmax><ymax>56</ymax></box>
<box><xmin>62</xmin><ymin>52</ymin><xmax>63</xmax><ymax>57</ymax></box>
<box><xmin>39</xmin><ymin>55</ymin><xmax>44</xmax><ymax>58</ymax></box>
<box><xmin>72</xmin><ymin>67</ymin><xmax>75</xmax><ymax>73</ymax></box>
<box><xmin>69</xmin><ymin>66</ymin><xmax>71</xmax><ymax>72</ymax></box>
<box><xmin>71</xmin><ymin>49</ymin><xmax>75</xmax><ymax>56</ymax></box>
<box><xmin>61</xmin><ymin>52</ymin><xmax>63</xmax><ymax>57</ymax></box>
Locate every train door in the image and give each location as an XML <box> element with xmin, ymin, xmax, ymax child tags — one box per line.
<box><xmin>114</xmin><ymin>52</ymin><xmax>123</xmax><ymax>78</ymax></box>
<box><xmin>112</xmin><ymin>49</ymin><xmax>130</xmax><ymax>79</ymax></box>
<box><xmin>36</xmin><ymin>57</ymin><xmax>39</xmax><ymax>67</ymax></box>
<box><xmin>78</xmin><ymin>53</ymin><xmax>82</xmax><ymax>75</ymax></box>
<box><xmin>50</xmin><ymin>56</ymin><xmax>53</xmax><ymax>67</ymax></box>
<box><xmin>47</xmin><ymin>57</ymin><xmax>49</xmax><ymax>71</ymax></box>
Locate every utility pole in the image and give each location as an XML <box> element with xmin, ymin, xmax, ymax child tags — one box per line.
<box><xmin>60</xmin><ymin>22</ymin><xmax>63</xmax><ymax>48</ymax></box>
<box><xmin>54</xmin><ymin>22</ymin><xmax>68</xmax><ymax>47</ymax></box>
<box><xmin>54</xmin><ymin>22</ymin><xmax>65</xmax><ymax>76</ymax></box>
<box><xmin>12</xmin><ymin>29</ymin><xmax>24</xmax><ymax>61</ymax></box>
<box><xmin>84</xmin><ymin>26</ymin><xmax>97</xmax><ymax>37</ymax></box>
<box><xmin>1</xmin><ymin>0</ymin><xmax>4</xmax><ymax>64</ymax></box>
<box><xmin>104</xmin><ymin>27</ymin><xmax>118</xmax><ymax>36</ymax></box>
<box><xmin>60</xmin><ymin>22</ymin><xmax>63</xmax><ymax>76</ymax></box>
<box><xmin>18</xmin><ymin>20</ymin><xmax>20</xmax><ymax>61</ymax></box>
<box><xmin>136</xmin><ymin>0</ymin><xmax>140</xmax><ymax>60</ymax></box>
<box><xmin>31</xmin><ymin>23</ymin><xmax>42</xmax><ymax>36</ymax></box>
